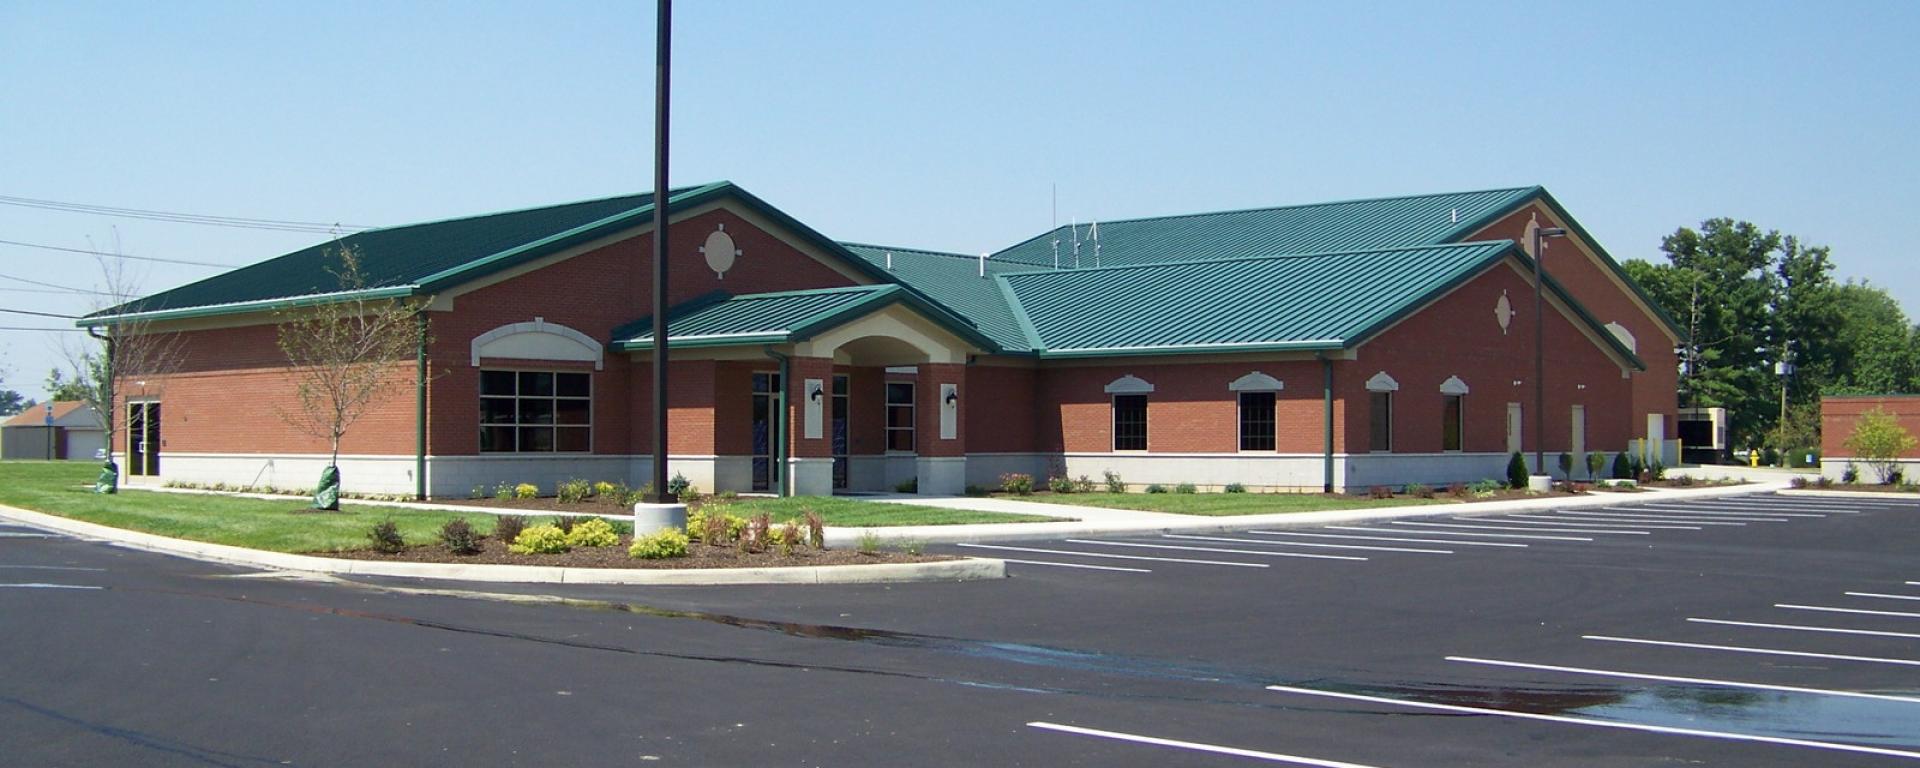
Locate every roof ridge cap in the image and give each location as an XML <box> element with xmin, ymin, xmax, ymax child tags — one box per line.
<box><xmin>839</xmin><ymin>242</ymin><xmax>979</xmax><ymax>260</ymax></box>
<box><xmin>360</xmin><ymin>183</ymin><xmax>725</xmax><ymax>233</ymax></box>
<box><xmin>1001</xmin><ymin>241</ymin><xmax>1513</xmax><ymax>279</ymax></box>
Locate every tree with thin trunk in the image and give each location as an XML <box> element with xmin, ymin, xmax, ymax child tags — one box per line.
<box><xmin>66</xmin><ymin>250</ymin><xmax>190</xmax><ymax>493</ymax></box>
<box><xmin>275</xmin><ymin>245</ymin><xmax>428</xmax><ymax>510</ymax></box>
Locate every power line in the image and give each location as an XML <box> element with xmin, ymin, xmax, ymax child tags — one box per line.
<box><xmin>0</xmin><ymin>326</ymin><xmax>82</xmax><ymax>333</ymax></box>
<box><xmin>0</xmin><ymin>273</ymin><xmax>111</xmax><ymax>296</ymax></box>
<box><xmin>0</xmin><ymin>193</ymin><xmax>375</xmax><ymax>234</ymax></box>
<box><xmin>0</xmin><ymin>238</ymin><xmax>239</xmax><ymax>269</ymax></box>
<box><xmin>0</xmin><ymin>307</ymin><xmax>78</xmax><ymax>319</ymax></box>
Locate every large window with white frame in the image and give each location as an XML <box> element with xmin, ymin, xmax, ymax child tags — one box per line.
<box><xmin>480</xmin><ymin>370</ymin><xmax>591</xmax><ymax>453</ymax></box>
<box><xmin>885</xmin><ymin>381</ymin><xmax>915</xmax><ymax>452</ymax></box>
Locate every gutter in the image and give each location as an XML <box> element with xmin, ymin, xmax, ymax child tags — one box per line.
<box><xmin>763</xmin><ymin>347</ymin><xmax>791</xmax><ymax>498</ymax></box>
<box><xmin>79</xmin><ymin>285</ymin><xmax>419</xmax><ymax>327</ymax></box>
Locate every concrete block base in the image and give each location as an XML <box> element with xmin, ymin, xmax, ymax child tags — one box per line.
<box><xmin>1527</xmin><ymin>474</ymin><xmax>1554</xmax><ymax>493</ymax></box>
<box><xmin>632</xmin><ymin>502</ymin><xmax>688</xmax><ymax>534</ymax></box>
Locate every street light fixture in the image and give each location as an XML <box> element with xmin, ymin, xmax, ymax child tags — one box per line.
<box><xmin>1529</xmin><ymin>224</ymin><xmax>1568</xmax><ymax>479</ymax></box>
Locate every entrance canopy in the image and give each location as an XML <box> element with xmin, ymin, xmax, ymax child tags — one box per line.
<box><xmin>609</xmin><ymin>284</ymin><xmax>994</xmax><ymax>363</ymax></box>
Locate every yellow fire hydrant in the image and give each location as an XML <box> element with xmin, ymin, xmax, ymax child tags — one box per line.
<box><xmin>1749</xmin><ymin>449</ymin><xmax>1760</xmax><ymax>467</ymax></box>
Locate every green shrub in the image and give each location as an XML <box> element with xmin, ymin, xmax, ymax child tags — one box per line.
<box><xmin>856</xmin><ymin>530</ymin><xmax>882</xmax><ymax>555</ymax></box>
<box><xmin>1586</xmin><ymin>452</ymin><xmax>1607</xmax><ymax>481</ymax></box>
<box><xmin>514</xmin><ymin>482</ymin><xmax>539</xmax><ymax>500</ymax></box>
<box><xmin>1224</xmin><ymin>483</ymin><xmax>1247</xmax><ymax>494</ymax></box>
<box><xmin>628</xmin><ymin>528</ymin><xmax>689</xmax><ymax>559</ymax></box>
<box><xmin>1506</xmin><ymin>452</ymin><xmax>1529</xmax><ymax>489</ymax></box>
<box><xmin>1466</xmin><ymin>478</ymin><xmax>1504</xmax><ymax>496</ymax></box>
<box><xmin>494</xmin><ymin>482</ymin><xmax>515</xmax><ymax>500</ymax></box>
<box><xmin>1174</xmin><ymin>483</ymin><xmax>1197</xmax><ymax>494</ymax></box>
<box><xmin>1047</xmin><ymin>475</ymin><xmax>1075</xmax><ymax>494</ymax></box>
<box><xmin>900</xmin><ymin>539</ymin><xmax>926</xmax><ymax>556</ymax></box>
<box><xmin>1844</xmin><ymin>407</ymin><xmax>1919</xmax><ymax>484</ymax></box>
<box><xmin>1103</xmin><ymin>470</ymin><xmax>1126</xmax><ymax>494</ymax></box>
<box><xmin>557</xmin><ymin>478</ymin><xmax>592</xmax><ymax>504</ymax></box>
<box><xmin>777</xmin><ymin>521</ymin><xmax>802</xmax><ymax>556</ymax></box>
<box><xmin>667</xmin><ymin>472</ymin><xmax>693</xmax><ymax>499</ymax></box>
<box><xmin>493</xmin><ymin>514</ymin><xmax>528</xmax><ymax>544</ymax></box>
<box><xmin>1000</xmin><ymin>473</ymin><xmax>1035</xmax><ymax>495</ymax></box>
<box><xmin>895</xmin><ymin>478</ymin><xmax>918</xmax><ymax>493</ymax></box>
<box><xmin>593</xmin><ymin>480</ymin><xmax>619</xmax><ymax>499</ymax></box>
<box><xmin>367</xmin><ymin>519</ymin><xmax>406</xmax><ymax>554</ymax></box>
<box><xmin>1842</xmin><ymin>464</ymin><xmax>1860</xmax><ymax>484</ymax></box>
<box><xmin>1557</xmin><ymin>453</ymin><xmax>1573</xmax><ymax>478</ymax></box>
<box><xmin>1611</xmin><ymin>452</ymin><xmax>1632</xmax><ymax>480</ymax></box>
<box><xmin>565</xmin><ymin>517</ymin><xmax>620</xmax><ymax>548</ymax></box>
<box><xmin>438</xmin><ymin>517</ymin><xmax>483</xmax><ymax>555</ymax></box>
<box><xmin>1405</xmin><ymin>483</ymin><xmax>1434</xmax><ymax>499</ymax></box>
<box><xmin>468</xmin><ymin>484</ymin><xmax>488</xmax><ymax>500</ymax></box>
<box><xmin>1145</xmin><ymin>483</ymin><xmax>1168</xmax><ymax>494</ymax></box>
<box><xmin>508</xmin><ymin>524</ymin><xmax>569</xmax><ymax>554</ymax></box>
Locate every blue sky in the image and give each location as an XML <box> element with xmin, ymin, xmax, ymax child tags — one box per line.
<box><xmin>2</xmin><ymin>1</ymin><xmax>1916</xmax><ymax>400</ymax></box>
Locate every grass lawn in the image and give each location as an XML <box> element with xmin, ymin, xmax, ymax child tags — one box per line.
<box><xmin>998</xmin><ymin>491</ymin><xmax>1452</xmax><ymax>516</ymax></box>
<box><xmin>712</xmin><ymin>496</ymin><xmax>1060</xmax><ymax>527</ymax></box>
<box><xmin>0</xmin><ymin>462</ymin><xmax>1061</xmax><ymax>553</ymax></box>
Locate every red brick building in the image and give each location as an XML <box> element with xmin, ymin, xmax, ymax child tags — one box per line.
<box><xmin>1820</xmin><ymin>395</ymin><xmax>1920</xmax><ymax>481</ymax></box>
<box><xmin>80</xmin><ymin>182</ymin><xmax>1679</xmax><ymax>497</ymax></box>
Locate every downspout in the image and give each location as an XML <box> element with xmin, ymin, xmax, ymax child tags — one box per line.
<box><xmin>764</xmin><ymin>347</ymin><xmax>791</xmax><ymax>498</ymax></box>
<box><xmin>415</xmin><ymin>310</ymin><xmax>428</xmax><ymax>500</ymax></box>
<box><xmin>1318</xmin><ymin>352</ymin><xmax>1334</xmax><ymax>494</ymax></box>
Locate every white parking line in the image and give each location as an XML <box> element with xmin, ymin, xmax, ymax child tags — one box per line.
<box><xmin>1688</xmin><ymin>617</ymin><xmax>1920</xmax><ymax>640</ymax></box>
<box><xmin>1445</xmin><ymin>656</ymin><xmax>1920</xmax><ymax>705</ymax></box>
<box><xmin>1654</xmin><ymin>500</ymin><xmax>1836</xmax><ymax>512</ymax></box>
<box><xmin>0</xmin><ymin>583</ymin><xmax>101</xmax><ymax>590</ymax></box>
<box><xmin>1505</xmin><ymin>514</ymin><xmax>1704</xmax><ymax>529</ymax></box>
<box><xmin>1459</xmin><ymin>517</ymin><xmax>1659</xmax><ymax>532</ymax></box>
<box><xmin>999</xmin><ymin>558</ymin><xmax>1152</xmax><ymax>573</ymax></box>
<box><xmin>1551</xmin><ymin>511</ymin><xmax>1747</xmax><ymax>526</ymax></box>
<box><xmin>1249</xmin><ymin>530</ymin><xmax>1527</xmax><ymax>548</ymax></box>
<box><xmin>1264</xmin><ymin>684</ymin><xmax>1920</xmax><ymax>762</ymax></box>
<box><xmin>955</xmin><ymin>543</ymin><xmax>1270</xmax><ymax>568</ymax></box>
<box><xmin>1393</xmin><ymin>521</ymin><xmax>1647</xmax><ymax>535</ymax></box>
<box><xmin>1848</xmin><ymin>592</ymin><xmax>1920</xmax><ymax>602</ymax></box>
<box><xmin>1326</xmin><ymin>526</ymin><xmax>1591</xmax><ymax>542</ymax></box>
<box><xmin>0</xmin><ymin>532</ymin><xmax>54</xmax><ymax>538</ymax></box>
<box><xmin>0</xmin><ymin>565</ymin><xmax>105</xmax><ymax>571</ymax></box>
<box><xmin>1064</xmin><ymin>539</ymin><xmax>1366</xmax><ymax>561</ymax></box>
<box><xmin>1027</xmin><ymin>722</ymin><xmax>1385</xmax><ymax>767</ymax></box>
<box><xmin>1776</xmin><ymin>603</ymin><xmax>1920</xmax><ymax>620</ymax></box>
<box><xmin>1623</xmin><ymin>506</ymin><xmax>1814</xmax><ymax>519</ymax></box>
<box><xmin>1583</xmin><ymin>635</ymin><xmax>1920</xmax><ymax>667</ymax></box>
<box><xmin>1162</xmin><ymin>533</ymin><xmax>1452</xmax><ymax>554</ymax></box>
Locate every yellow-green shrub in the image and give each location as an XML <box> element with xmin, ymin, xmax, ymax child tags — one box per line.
<box><xmin>565</xmin><ymin>517</ymin><xmax>619</xmax><ymax>548</ymax></box>
<box><xmin>508</xmin><ymin>524</ymin><xmax>569</xmax><ymax>554</ymax></box>
<box><xmin>514</xmin><ymin>483</ymin><xmax>539</xmax><ymax>500</ymax></box>
<box><xmin>629</xmin><ymin>528</ymin><xmax>689</xmax><ymax>559</ymax></box>
<box><xmin>593</xmin><ymin>481</ymin><xmax>619</xmax><ymax>499</ymax></box>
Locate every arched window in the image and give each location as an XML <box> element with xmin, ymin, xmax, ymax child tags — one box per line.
<box><xmin>1230</xmin><ymin>372</ymin><xmax>1283</xmax><ymax>451</ymax></box>
<box><xmin>1366</xmin><ymin>372</ymin><xmax>1398</xmax><ymax>452</ymax></box>
<box><xmin>1105</xmin><ymin>375</ymin><xmax>1153</xmax><ymax>451</ymax></box>
<box><xmin>1440</xmin><ymin>376</ymin><xmax>1469</xmax><ymax>452</ymax></box>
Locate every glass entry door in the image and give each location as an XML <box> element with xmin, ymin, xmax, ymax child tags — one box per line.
<box><xmin>751</xmin><ymin>373</ymin><xmax>782</xmax><ymax>492</ymax></box>
<box><xmin>831</xmin><ymin>375</ymin><xmax>849</xmax><ymax>490</ymax></box>
<box><xmin>127</xmin><ymin>401</ymin><xmax>161</xmax><ymax>476</ymax></box>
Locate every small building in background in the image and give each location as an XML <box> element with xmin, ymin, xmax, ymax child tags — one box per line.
<box><xmin>1821</xmin><ymin>395</ymin><xmax>1920</xmax><ymax>481</ymax></box>
<box><xmin>0</xmin><ymin>401</ymin><xmax>106</xmax><ymax>461</ymax></box>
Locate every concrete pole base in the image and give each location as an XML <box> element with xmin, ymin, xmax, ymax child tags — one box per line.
<box><xmin>1526</xmin><ymin>475</ymin><xmax>1555</xmax><ymax>493</ymax></box>
<box><xmin>633</xmin><ymin>502</ymin><xmax>688</xmax><ymax>534</ymax></box>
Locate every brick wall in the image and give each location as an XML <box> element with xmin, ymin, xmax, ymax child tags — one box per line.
<box><xmin>1821</xmin><ymin>396</ymin><xmax>1920</xmax><ymax>458</ymax></box>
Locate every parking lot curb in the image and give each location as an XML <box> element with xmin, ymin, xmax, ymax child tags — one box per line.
<box><xmin>1776</xmin><ymin>488</ymin><xmax>1920</xmax><ymax>501</ymax></box>
<box><xmin>0</xmin><ymin>503</ymin><xmax>1005</xmax><ymax>586</ymax></box>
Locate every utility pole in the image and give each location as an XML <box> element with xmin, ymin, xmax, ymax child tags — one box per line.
<box><xmin>646</xmin><ymin>0</ymin><xmax>675</xmax><ymax>505</ymax></box>
<box><xmin>1530</xmin><ymin>225</ymin><xmax>1567</xmax><ymax>479</ymax></box>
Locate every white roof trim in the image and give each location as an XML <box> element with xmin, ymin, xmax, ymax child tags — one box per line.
<box><xmin>1104</xmin><ymin>374</ymin><xmax>1155</xmax><ymax>395</ymax></box>
<box><xmin>471</xmin><ymin>317</ymin><xmax>604</xmax><ymax>370</ymax></box>
<box><xmin>1365</xmin><ymin>371</ymin><xmax>1400</xmax><ymax>392</ymax></box>
<box><xmin>1227</xmin><ymin>371</ymin><xmax>1284</xmax><ymax>392</ymax></box>
<box><xmin>1439</xmin><ymin>375</ymin><xmax>1470</xmax><ymax>395</ymax></box>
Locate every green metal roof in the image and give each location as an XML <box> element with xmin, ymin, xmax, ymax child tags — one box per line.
<box><xmin>996</xmin><ymin>240</ymin><xmax>1642</xmax><ymax>367</ymax></box>
<box><xmin>992</xmin><ymin>187</ymin><xmax>1541</xmax><ymax>268</ymax></box>
<box><xmin>609</xmin><ymin>284</ymin><xmax>997</xmax><ymax>352</ymax></box>
<box><xmin>840</xmin><ymin>243</ymin><xmax>1035</xmax><ymax>352</ymax></box>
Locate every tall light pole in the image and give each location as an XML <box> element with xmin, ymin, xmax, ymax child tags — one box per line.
<box><xmin>646</xmin><ymin>0</ymin><xmax>675</xmax><ymax>505</ymax></box>
<box><xmin>1529</xmin><ymin>224</ymin><xmax>1567</xmax><ymax>478</ymax></box>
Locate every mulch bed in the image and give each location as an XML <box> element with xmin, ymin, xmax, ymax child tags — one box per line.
<box><xmin>325</xmin><ymin>536</ymin><xmax>953</xmax><ymax>569</ymax></box>
<box><xmin>1794</xmin><ymin>483</ymin><xmax>1918</xmax><ymax>495</ymax></box>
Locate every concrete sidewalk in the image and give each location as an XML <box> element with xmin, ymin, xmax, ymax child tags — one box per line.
<box><xmin>827</xmin><ymin>481</ymin><xmax>1789</xmax><ymax>545</ymax></box>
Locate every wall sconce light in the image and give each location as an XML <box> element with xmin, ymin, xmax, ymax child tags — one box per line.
<box><xmin>808</xmin><ymin>383</ymin><xmax>823</xmax><ymax>403</ymax></box>
<box><xmin>944</xmin><ymin>390</ymin><xmax>959</xmax><ymax>406</ymax></box>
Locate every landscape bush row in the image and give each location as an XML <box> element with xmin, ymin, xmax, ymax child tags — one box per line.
<box><xmin>361</xmin><ymin>501</ymin><xmax>851</xmax><ymax>561</ymax></box>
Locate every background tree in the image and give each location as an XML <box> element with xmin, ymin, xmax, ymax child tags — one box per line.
<box><xmin>64</xmin><ymin>252</ymin><xmax>189</xmax><ymax>493</ymax></box>
<box><xmin>44</xmin><ymin>367</ymin><xmax>94</xmax><ymax>402</ymax></box>
<box><xmin>275</xmin><ymin>245</ymin><xmax>427</xmax><ymax>510</ymax></box>
<box><xmin>1823</xmin><ymin>282</ymin><xmax>1917</xmax><ymax>394</ymax></box>
<box><xmin>0</xmin><ymin>372</ymin><xmax>32</xmax><ymax>416</ymax></box>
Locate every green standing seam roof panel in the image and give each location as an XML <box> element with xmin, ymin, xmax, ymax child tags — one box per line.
<box><xmin>611</xmin><ymin>285</ymin><xmax>897</xmax><ymax>348</ymax></box>
<box><xmin>991</xmin><ymin>187</ymin><xmax>1540</xmax><ymax>268</ymax></box>
<box><xmin>840</xmin><ymin>243</ymin><xmax>1036</xmax><ymax>352</ymax></box>
<box><xmin>998</xmin><ymin>242</ymin><xmax>1515</xmax><ymax>354</ymax></box>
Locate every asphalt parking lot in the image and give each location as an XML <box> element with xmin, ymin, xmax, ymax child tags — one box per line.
<box><xmin>5</xmin><ymin>491</ymin><xmax>1918</xmax><ymax>766</ymax></box>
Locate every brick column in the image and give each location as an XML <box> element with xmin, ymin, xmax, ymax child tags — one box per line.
<box><xmin>786</xmin><ymin>356</ymin><xmax>836</xmax><ymax>496</ymax></box>
<box><xmin>915</xmin><ymin>363</ymin><xmax>967</xmax><ymax>494</ymax></box>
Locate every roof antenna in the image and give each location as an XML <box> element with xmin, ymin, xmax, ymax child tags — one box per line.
<box><xmin>885</xmin><ymin>251</ymin><xmax>893</xmax><ymax>271</ymax></box>
<box><xmin>1050</xmin><ymin>183</ymin><xmax>1060</xmax><ymax>270</ymax></box>
<box><xmin>978</xmin><ymin>251</ymin><xmax>987</xmax><ymax>278</ymax></box>
<box><xmin>1450</xmin><ymin>208</ymin><xmax>1459</xmax><ymax>224</ymax></box>
<box><xmin>1071</xmin><ymin>217</ymin><xmax>1081</xmax><ymax>269</ymax></box>
<box><xmin>1090</xmin><ymin>220</ymin><xmax>1101</xmax><ymax>268</ymax></box>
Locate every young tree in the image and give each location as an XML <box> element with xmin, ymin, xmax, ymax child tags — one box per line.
<box><xmin>1842</xmin><ymin>407</ymin><xmax>1918</xmax><ymax>485</ymax></box>
<box><xmin>275</xmin><ymin>245</ymin><xmax>427</xmax><ymax>510</ymax></box>
<box><xmin>65</xmin><ymin>252</ymin><xmax>189</xmax><ymax>493</ymax></box>
<box><xmin>44</xmin><ymin>368</ymin><xmax>94</xmax><ymax>402</ymax></box>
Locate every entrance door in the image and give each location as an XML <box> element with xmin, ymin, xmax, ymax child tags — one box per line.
<box><xmin>1505</xmin><ymin>403</ymin><xmax>1523</xmax><ymax>456</ymax></box>
<box><xmin>751</xmin><ymin>373</ymin><xmax>783</xmax><ymax>492</ymax></box>
<box><xmin>831</xmin><ymin>375</ymin><xmax>849</xmax><ymax>490</ymax></box>
<box><xmin>127</xmin><ymin>402</ymin><xmax>161</xmax><ymax>476</ymax></box>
